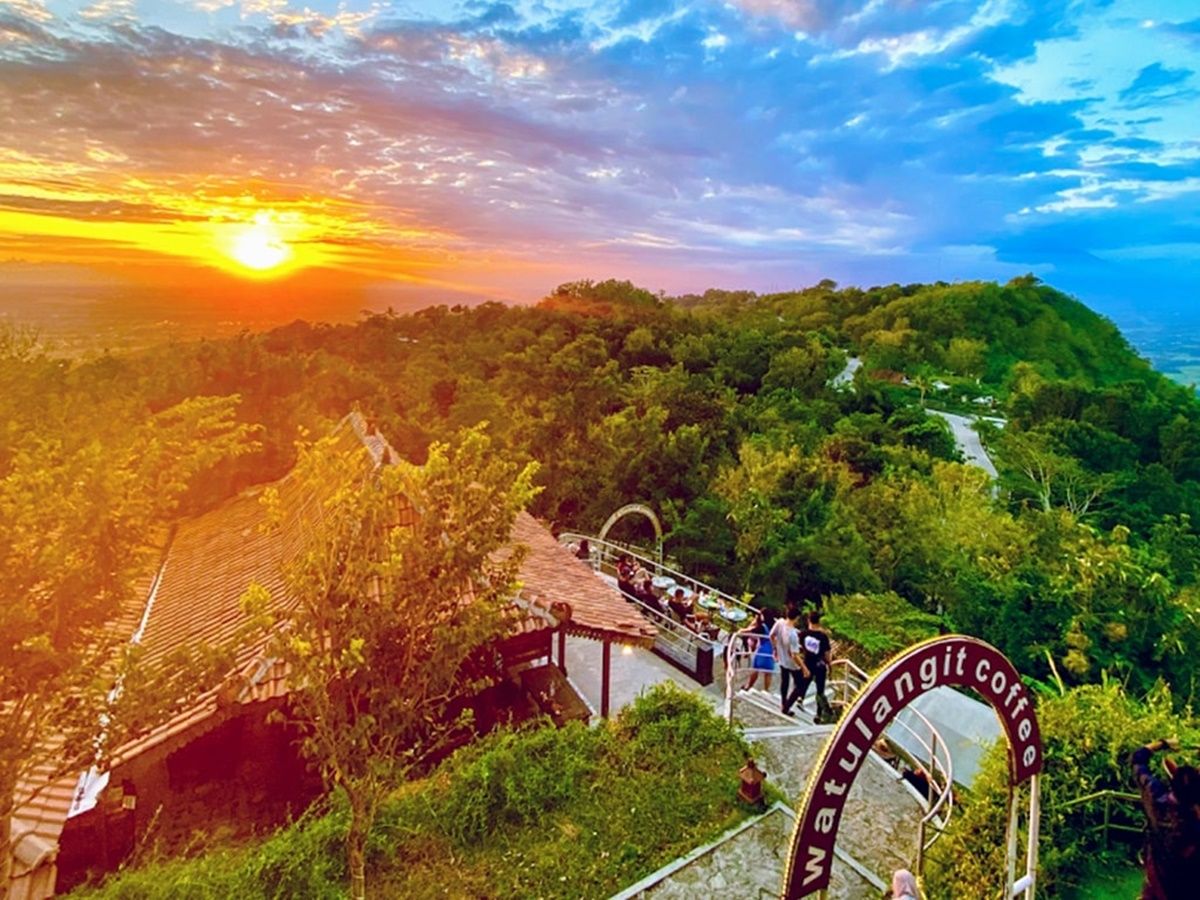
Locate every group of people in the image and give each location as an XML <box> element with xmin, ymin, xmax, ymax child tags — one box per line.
<box><xmin>736</xmin><ymin>603</ymin><xmax>834</xmax><ymax>722</ymax></box>
<box><xmin>615</xmin><ymin>554</ymin><xmax>655</xmax><ymax>603</ymax></box>
<box><xmin>614</xmin><ymin>554</ymin><xmax>719</xmax><ymax>632</ymax></box>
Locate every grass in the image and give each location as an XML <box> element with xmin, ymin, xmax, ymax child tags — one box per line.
<box><xmin>1066</xmin><ymin>863</ymin><xmax>1142</xmax><ymax>900</ymax></box>
<box><xmin>73</xmin><ymin>683</ymin><xmax>755</xmax><ymax>899</ymax></box>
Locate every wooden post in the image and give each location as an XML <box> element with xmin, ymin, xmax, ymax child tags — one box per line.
<box><xmin>601</xmin><ymin>639</ymin><xmax>612</xmax><ymax>719</ymax></box>
<box><xmin>557</xmin><ymin>626</ymin><xmax>567</xmax><ymax>676</ymax></box>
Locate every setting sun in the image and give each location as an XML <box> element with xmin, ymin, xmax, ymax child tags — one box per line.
<box><xmin>225</xmin><ymin>213</ymin><xmax>293</xmax><ymax>274</ymax></box>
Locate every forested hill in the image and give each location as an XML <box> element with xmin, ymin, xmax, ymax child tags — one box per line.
<box><xmin>5</xmin><ymin>275</ymin><xmax>1200</xmax><ymax>706</ymax></box>
<box><xmin>676</xmin><ymin>275</ymin><xmax>1151</xmax><ymax>387</ymax></box>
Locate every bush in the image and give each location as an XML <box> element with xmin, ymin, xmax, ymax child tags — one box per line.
<box><xmin>926</xmin><ymin>681</ymin><xmax>1200</xmax><ymax>898</ymax></box>
<box><xmin>824</xmin><ymin>591</ymin><xmax>942</xmax><ymax>667</ymax></box>
<box><xmin>431</xmin><ymin>720</ymin><xmax>600</xmax><ymax>844</ymax></box>
<box><xmin>78</xmin><ymin>801</ymin><xmax>346</xmax><ymax>900</ymax></box>
<box><xmin>76</xmin><ymin>683</ymin><xmax>753</xmax><ymax>900</ymax></box>
<box><xmin>616</xmin><ymin>681</ymin><xmax>747</xmax><ymax>761</ymax></box>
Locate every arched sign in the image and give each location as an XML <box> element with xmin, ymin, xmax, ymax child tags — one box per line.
<box><xmin>783</xmin><ymin>635</ymin><xmax>1043</xmax><ymax>899</ymax></box>
<box><xmin>598</xmin><ymin>503</ymin><xmax>663</xmax><ymax>564</ymax></box>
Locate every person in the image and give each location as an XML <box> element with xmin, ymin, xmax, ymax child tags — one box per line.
<box><xmin>771</xmin><ymin>604</ymin><xmax>805</xmax><ymax>716</ymax></box>
<box><xmin>742</xmin><ymin>609</ymin><xmax>776</xmax><ymax>692</ymax></box>
<box><xmin>616</xmin><ymin>555</ymin><xmax>636</xmax><ymax>597</ymax></box>
<box><xmin>888</xmin><ymin>869</ymin><xmax>920</xmax><ymax>899</ymax></box>
<box><xmin>1130</xmin><ymin>736</ymin><xmax>1200</xmax><ymax>898</ymax></box>
<box><xmin>901</xmin><ymin>765</ymin><xmax>932</xmax><ymax>802</ymax></box>
<box><xmin>795</xmin><ymin>609</ymin><xmax>833</xmax><ymax>723</ymax></box>
<box><xmin>668</xmin><ymin>587</ymin><xmax>693</xmax><ymax>623</ymax></box>
<box><xmin>575</xmin><ymin>538</ymin><xmax>591</xmax><ymax>562</ymax></box>
<box><xmin>634</xmin><ymin>570</ymin><xmax>658</xmax><ymax>605</ymax></box>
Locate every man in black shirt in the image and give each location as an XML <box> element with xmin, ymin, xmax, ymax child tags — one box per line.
<box><xmin>795</xmin><ymin>610</ymin><xmax>833</xmax><ymax>723</ymax></box>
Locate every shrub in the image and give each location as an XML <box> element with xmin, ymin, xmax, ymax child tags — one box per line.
<box><xmin>824</xmin><ymin>591</ymin><xmax>942</xmax><ymax>667</ymax></box>
<box><xmin>926</xmin><ymin>681</ymin><xmax>1200</xmax><ymax>898</ymax></box>
<box><xmin>616</xmin><ymin>681</ymin><xmax>747</xmax><ymax>761</ymax></box>
<box><xmin>431</xmin><ymin>720</ymin><xmax>600</xmax><ymax>844</ymax></box>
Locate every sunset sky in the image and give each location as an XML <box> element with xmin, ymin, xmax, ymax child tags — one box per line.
<box><xmin>0</xmin><ymin>0</ymin><xmax>1197</xmax><ymax>321</ymax></box>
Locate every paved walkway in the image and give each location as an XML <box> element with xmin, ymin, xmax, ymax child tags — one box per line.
<box><xmin>623</xmin><ymin>804</ymin><xmax>879</xmax><ymax>899</ymax></box>
<box><xmin>832</xmin><ymin>355</ymin><xmax>863</xmax><ymax>388</ymax></box>
<box><xmin>563</xmin><ymin>635</ymin><xmax>720</xmax><ymax>718</ymax></box>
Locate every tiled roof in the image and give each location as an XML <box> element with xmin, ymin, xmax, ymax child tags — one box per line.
<box><xmin>11</xmin><ymin>763</ymin><xmax>75</xmax><ymax>879</ymax></box>
<box><xmin>508</xmin><ymin>512</ymin><xmax>657</xmax><ymax>648</ymax></box>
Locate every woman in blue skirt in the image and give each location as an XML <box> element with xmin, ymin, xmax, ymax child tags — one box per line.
<box><xmin>744</xmin><ymin>608</ymin><xmax>776</xmax><ymax>692</ymax></box>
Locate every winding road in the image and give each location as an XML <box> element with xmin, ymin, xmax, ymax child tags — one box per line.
<box><xmin>928</xmin><ymin>410</ymin><xmax>1004</xmax><ymax>478</ymax></box>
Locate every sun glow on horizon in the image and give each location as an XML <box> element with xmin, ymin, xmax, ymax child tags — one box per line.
<box><xmin>222</xmin><ymin>212</ymin><xmax>294</xmax><ymax>276</ymax></box>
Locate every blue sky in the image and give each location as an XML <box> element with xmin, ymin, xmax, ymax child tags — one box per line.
<box><xmin>0</xmin><ymin>0</ymin><xmax>1197</xmax><ymax>324</ymax></box>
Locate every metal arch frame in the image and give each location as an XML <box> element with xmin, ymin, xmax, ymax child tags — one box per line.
<box><xmin>597</xmin><ymin>503</ymin><xmax>663</xmax><ymax>565</ymax></box>
<box><xmin>782</xmin><ymin>635</ymin><xmax>1044</xmax><ymax>900</ymax></box>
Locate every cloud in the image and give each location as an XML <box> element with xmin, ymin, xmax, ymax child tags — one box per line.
<box><xmin>611</xmin><ymin>0</ymin><xmax>676</xmax><ymax>28</ymax></box>
<box><xmin>0</xmin><ymin>0</ymin><xmax>53</xmax><ymax>24</ymax></box>
<box><xmin>1118</xmin><ymin>62</ymin><xmax>1193</xmax><ymax>102</ymax></box>
<box><xmin>79</xmin><ymin>0</ymin><xmax>136</xmax><ymax>21</ymax></box>
<box><xmin>724</xmin><ymin>0</ymin><xmax>858</xmax><ymax>33</ymax></box>
<box><xmin>0</xmin><ymin>0</ymin><xmax>1194</xmax><ymax>316</ymax></box>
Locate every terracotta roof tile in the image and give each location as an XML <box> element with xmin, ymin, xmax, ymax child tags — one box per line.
<box><xmin>508</xmin><ymin>513</ymin><xmax>656</xmax><ymax>648</ymax></box>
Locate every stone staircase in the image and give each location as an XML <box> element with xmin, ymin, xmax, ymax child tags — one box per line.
<box><xmin>640</xmin><ymin>682</ymin><xmax>928</xmax><ymax>898</ymax></box>
<box><xmin>730</xmin><ymin>685</ymin><xmax>833</xmax><ymax>734</ymax></box>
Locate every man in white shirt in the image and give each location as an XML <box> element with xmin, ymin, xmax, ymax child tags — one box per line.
<box><xmin>770</xmin><ymin>604</ymin><xmax>805</xmax><ymax>716</ymax></box>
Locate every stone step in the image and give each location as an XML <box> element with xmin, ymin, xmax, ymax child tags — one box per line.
<box><xmin>736</xmin><ymin>687</ymin><xmax>823</xmax><ymax>725</ymax></box>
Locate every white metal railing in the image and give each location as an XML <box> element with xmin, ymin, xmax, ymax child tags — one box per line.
<box><xmin>561</xmin><ymin>532</ymin><xmax>757</xmax><ymax>688</ymax></box>
<box><xmin>620</xmin><ymin>580</ymin><xmax>720</xmax><ymax>650</ymax></box>
<box><xmin>832</xmin><ymin>658</ymin><xmax>955</xmax><ymax>872</ymax></box>
<box><xmin>559</xmin><ymin>532</ymin><xmax>758</xmax><ymax>620</ymax></box>
<box><xmin>723</xmin><ymin>647</ymin><xmax>954</xmax><ymax>875</ymax></box>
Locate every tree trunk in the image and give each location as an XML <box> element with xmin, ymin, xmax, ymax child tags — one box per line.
<box><xmin>347</xmin><ymin>807</ymin><xmax>368</xmax><ymax>900</ymax></box>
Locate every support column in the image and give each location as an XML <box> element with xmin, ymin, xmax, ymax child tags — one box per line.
<box><xmin>601</xmin><ymin>639</ymin><xmax>612</xmax><ymax>719</ymax></box>
<box><xmin>1025</xmin><ymin>775</ymin><xmax>1041</xmax><ymax>898</ymax></box>
<box><xmin>557</xmin><ymin>626</ymin><xmax>567</xmax><ymax>676</ymax></box>
<box><xmin>1005</xmin><ymin>783</ymin><xmax>1020</xmax><ymax>895</ymax></box>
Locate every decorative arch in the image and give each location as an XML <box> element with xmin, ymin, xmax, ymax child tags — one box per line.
<box><xmin>598</xmin><ymin>504</ymin><xmax>663</xmax><ymax>564</ymax></box>
<box><xmin>783</xmin><ymin>635</ymin><xmax>1043</xmax><ymax>899</ymax></box>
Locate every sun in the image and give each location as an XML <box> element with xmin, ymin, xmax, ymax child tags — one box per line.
<box><xmin>224</xmin><ymin>212</ymin><xmax>293</xmax><ymax>274</ymax></box>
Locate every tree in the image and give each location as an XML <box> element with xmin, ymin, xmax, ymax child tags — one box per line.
<box><xmin>761</xmin><ymin>339</ymin><xmax>833</xmax><ymax>396</ymax></box>
<box><xmin>944</xmin><ymin>336</ymin><xmax>987</xmax><ymax>381</ymax></box>
<box><xmin>997</xmin><ymin>428</ymin><xmax>1119</xmax><ymax>518</ymax></box>
<box><xmin>1047</xmin><ymin>523</ymin><xmax>1198</xmax><ymax>694</ymax></box>
<box><xmin>0</xmin><ymin>394</ymin><xmax>256</xmax><ymax>885</ymax></box>
<box><xmin>849</xmin><ymin>461</ymin><xmax>1022</xmax><ymax>618</ymax></box>
<box><xmin>248</xmin><ymin>425</ymin><xmax>537</xmax><ymax>899</ymax></box>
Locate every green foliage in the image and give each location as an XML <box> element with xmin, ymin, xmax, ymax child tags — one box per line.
<box><xmin>10</xmin><ymin>274</ymin><xmax>1200</xmax><ymax>891</ymax></box>
<box><xmin>0</xmin><ymin>386</ymin><xmax>257</xmax><ymax>874</ymax></box>
<box><xmin>73</xmin><ymin>684</ymin><xmax>751</xmax><ymax>900</ymax></box>
<box><xmin>430</xmin><ymin>723</ymin><xmax>600</xmax><ymax>844</ymax></box>
<box><xmin>823</xmin><ymin>592</ymin><xmax>943</xmax><ymax>667</ymax></box>
<box><xmin>927</xmin><ymin>681</ymin><xmax>1200</xmax><ymax>898</ymax></box>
